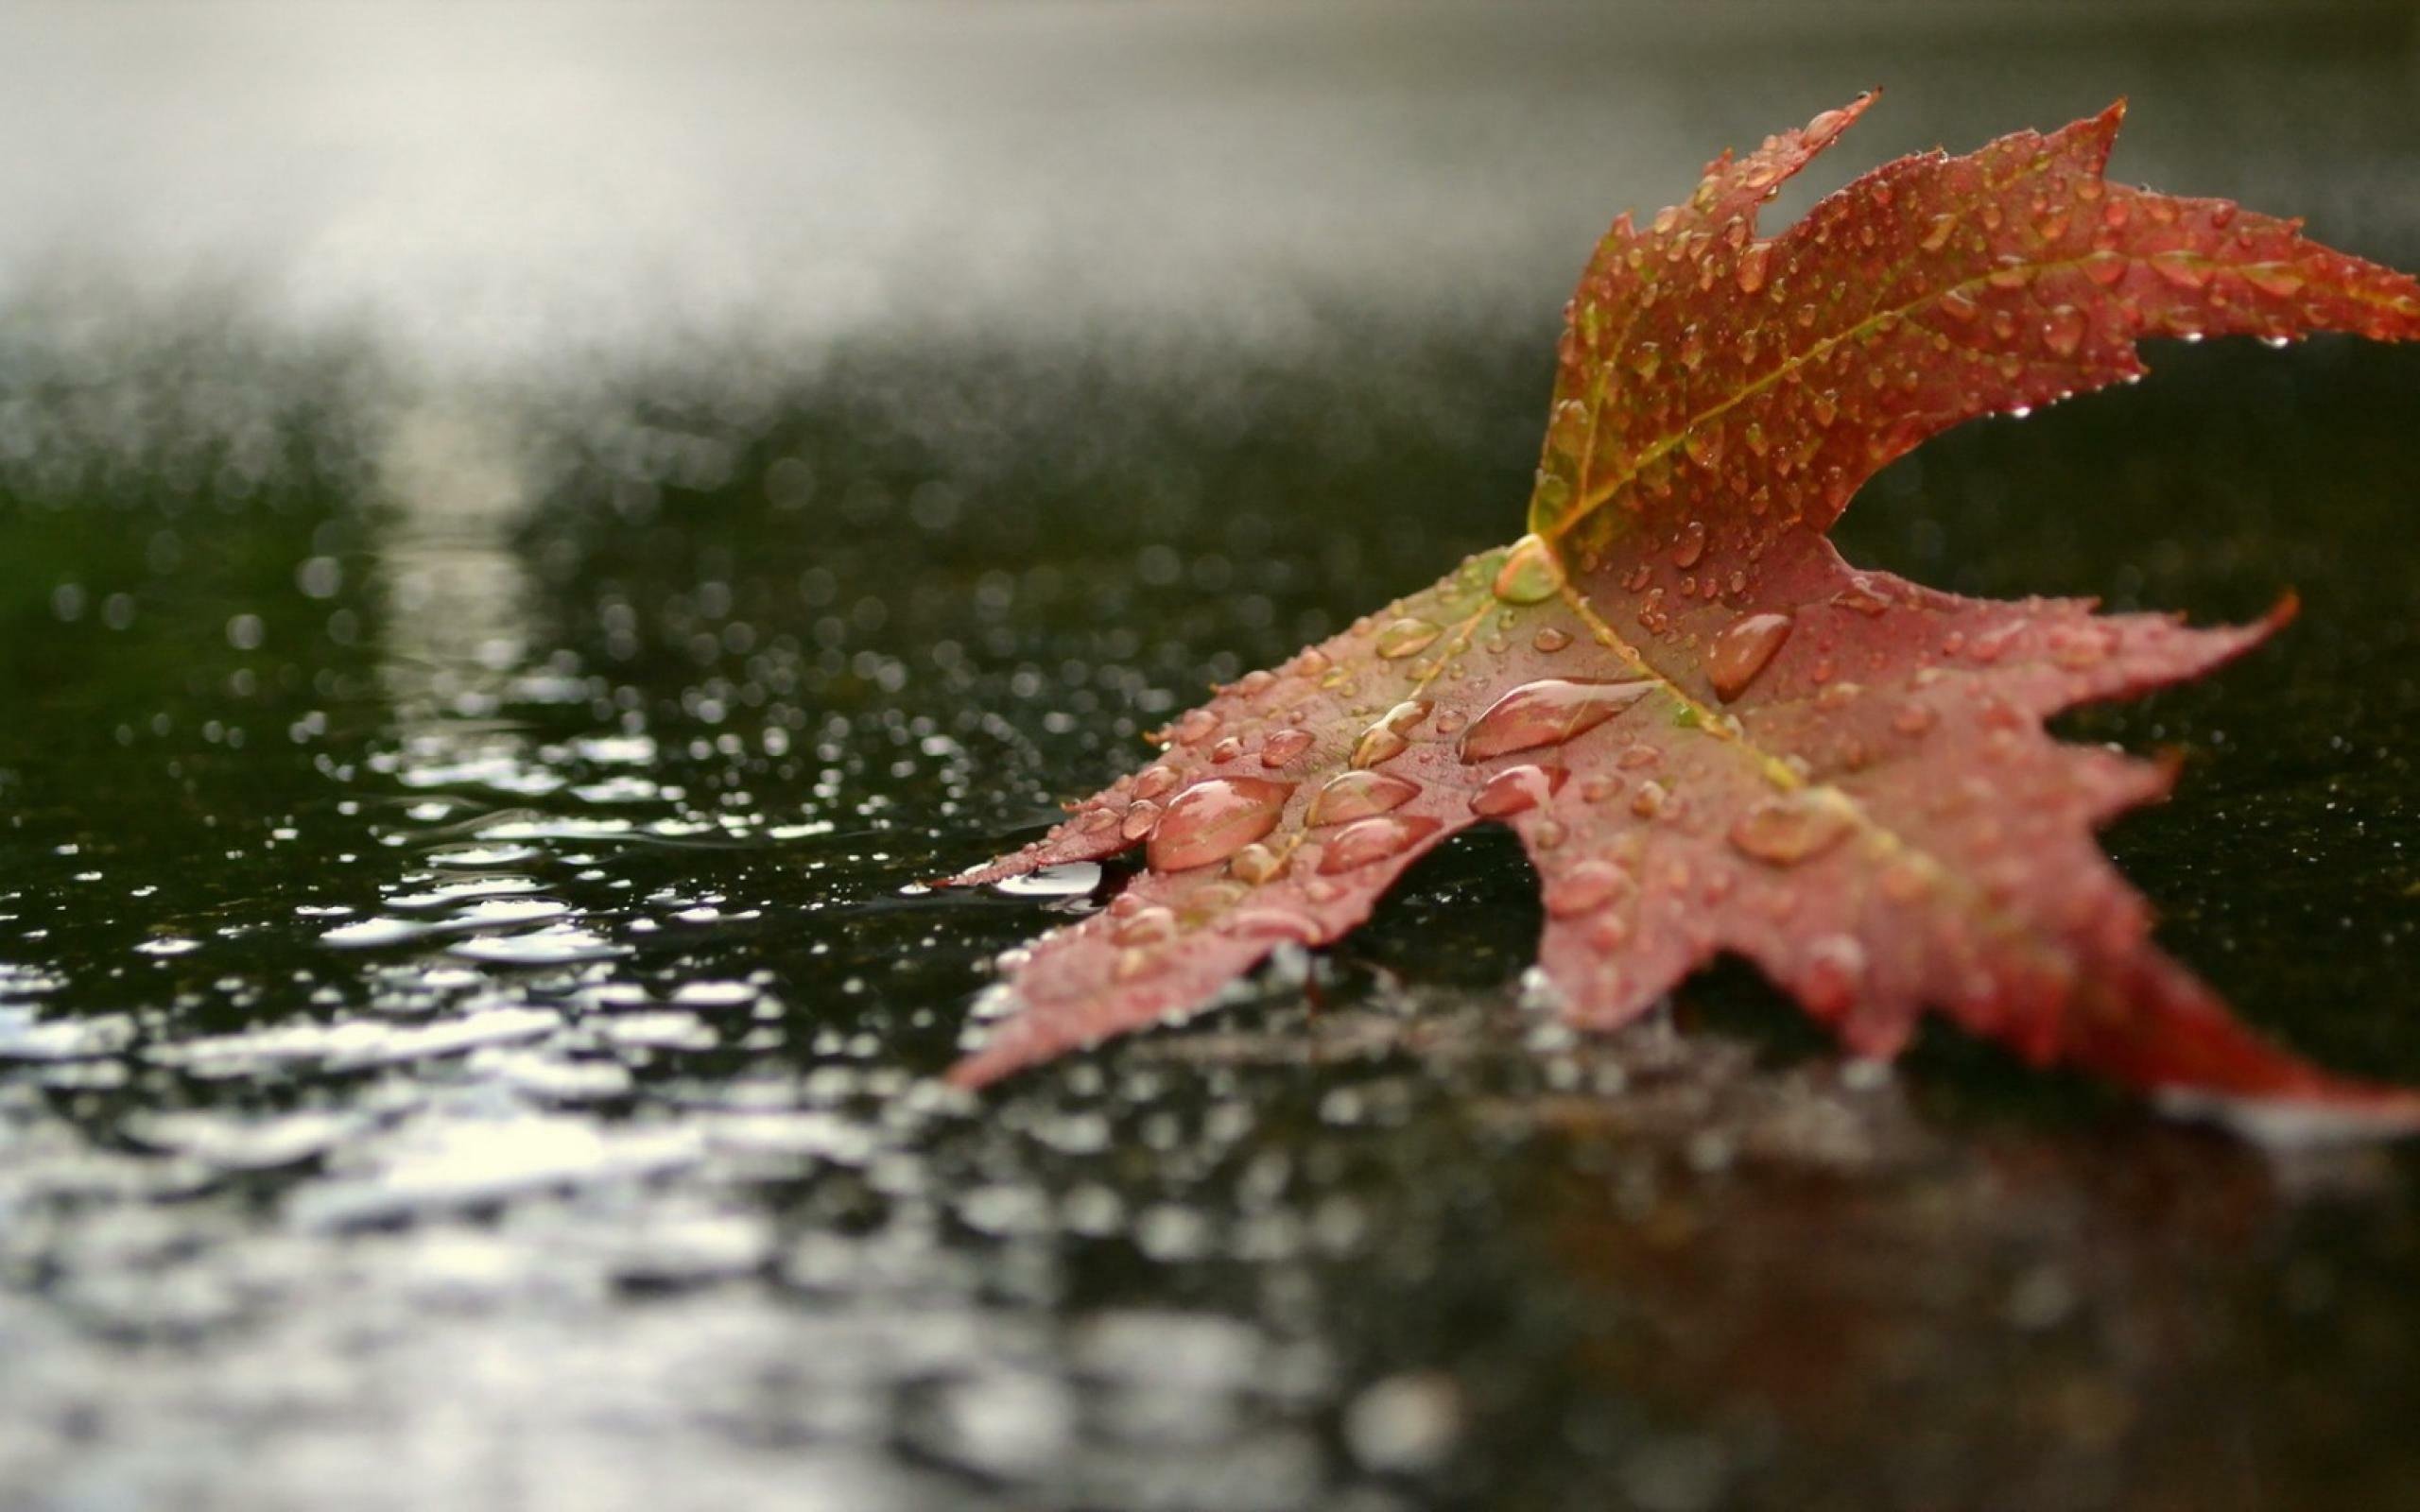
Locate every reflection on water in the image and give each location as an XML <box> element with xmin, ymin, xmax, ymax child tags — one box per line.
<box><xmin>4</xmin><ymin>6</ymin><xmax>2420</xmax><ymax>1511</ymax></box>
<box><xmin>374</xmin><ymin>404</ymin><xmax>541</xmax><ymax>730</ymax></box>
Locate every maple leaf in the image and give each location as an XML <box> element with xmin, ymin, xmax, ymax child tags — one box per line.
<box><xmin>943</xmin><ymin>96</ymin><xmax>2420</xmax><ymax>1136</ymax></box>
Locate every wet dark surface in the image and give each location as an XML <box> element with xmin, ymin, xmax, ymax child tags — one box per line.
<box><xmin>5</xmin><ymin>6</ymin><xmax>2420</xmax><ymax>1509</ymax></box>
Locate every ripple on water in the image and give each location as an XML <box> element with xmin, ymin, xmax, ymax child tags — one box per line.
<box><xmin>447</xmin><ymin>925</ymin><xmax>630</xmax><ymax>967</ymax></box>
<box><xmin>123</xmin><ymin>1108</ymin><xmax>371</xmax><ymax>1172</ymax></box>
<box><xmin>152</xmin><ymin>1007</ymin><xmax>563</xmax><ymax>1076</ymax></box>
<box><xmin>285</xmin><ymin>1111</ymin><xmax>706</xmax><ymax>1229</ymax></box>
<box><xmin>670</xmin><ymin>980</ymin><xmax>763</xmax><ymax>1011</ymax></box>
<box><xmin>0</xmin><ymin>1006</ymin><xmax>135</xmax><ymax>1062</ymax></box>
<box><xmin>385</xmin><ymin>876</ymin><xmax>544</xmax><ymax>910</ymax></box>
<box><xmin>424</xmin><ymin>843</ymin><xmax>545</xmax><ymax>869</ymax></box>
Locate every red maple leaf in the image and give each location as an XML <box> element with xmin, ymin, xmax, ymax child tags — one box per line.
<box><xmin>943</xmin><ymin>96</ymin><xmax>2420</xmax><ymax>1137</ymax></box>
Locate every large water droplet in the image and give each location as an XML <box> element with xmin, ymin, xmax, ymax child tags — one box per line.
<box><xmin>1727</xmin><ymin>792</ymin><xmax>1854</xmax><ymax>867</ymax></box>
<box><xmin>1671</xmin><ymin>519</ymin><xmax>1707</xmax><ymax>567</ymax></box>
<box><xmin>2149</xmin><ymin>251</ymin><xmax>2210</xmax><ymax>290</ymax></box>
<box><xmin>1350</xmin><ymin>700</ymin><xmax>1433</xmax><ymax>769</ymax></box>
<box><xmin>1459</xmin><ymin>679</ymin><xmax>1654</xmax><ymax>763</ymax></box>
<box><xmin>1802</xmin><ymin>934</ymin><xmax>1867</xmax><ymax>1017</ymax></box>
<box><xmin>2046</xmin><ymin>624</ymin><xmax>2113</xmax><ymax>669</ymax></box>
<box><xmin>1352</xmin><ymin>727</ymin><xmax>1410</xmax><ymax>769</ymax></box>
<box><xmin>1316</xmin><ymin>815</ymin><xmax>1442</xmax><ymax>874</ymax></box>
<box><xmin>1493</xmin><ymin>536</ymin><xmax>1564</xmax><ymax>605</ymax></box>
<box><xmin>1146</xmin><ymin>778</ymin><xmax>1294</xmax><ymax>871</ymax></box>
<box><xmin>2241</xmin><ymin>265</ymin><xmax>2305</xmax><ymax>298</ymax></box>
<box><xmin>1735</xmin><ymin>240</ymin><xmax>1773</xmax><ymax>293</ymax></box>
<box><xmin>1134</xmin><ymin>765</ymin><xmax>1181</xmax><ymax>800</ymax></box>
<box><xmin>1830</xmin><ymin>576</ymin><xmax>1892</xmax><ymax>616</ymax></box>
<box><xmin>1259</xmin><ymin>729</ymin><xmax>1315</xmax><ymax>767</ymax></box>
<box><xmin>1706</xmin><ymin>611</ymin><xmax>1793</xmax><ymax>700</ymax></box>
<box><xmin>1469</xmin><ymin>764</ymin><xmax>1568</xmax><ymax>818</ymax></box>
<box><xmin>1174</xmin><ymin>709</ymin><xmax>1221</xmax><ymax>745</ymax></box>
<box><xmin>1120</xmin><ymin>800</ymin><xmax>1163</xmax><ymax>841</ymax></box>
<box><xmin>1543</xmin><ymin>858</ymin><xmax>1631</xmax><ymax>918</ymax></box>
<box><xmin>2042</xmin><ymin>304</ymin><xmax>2086</xmax><ymax>358</ymax></box>
<box><xmin>1375</xmin><ymin>617</ymin><xmax>1443</xmax><ymax>660</ymax></box>
<box><xmin>1307</xmin><ymin>770</ymin><xmax>1422</xmax><ymax>827</ymax></box>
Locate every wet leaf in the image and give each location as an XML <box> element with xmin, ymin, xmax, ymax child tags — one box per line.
<box><xmin>944</xmin><ymin>97</ymin><xmax>2420</xmax><ymax>1138</ymax></box>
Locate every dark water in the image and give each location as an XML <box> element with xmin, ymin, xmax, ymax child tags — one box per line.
<box><xmin>5</xmin><ymin>7</ymin><xmax>2420</xmax><ymax>1510</ymax></box>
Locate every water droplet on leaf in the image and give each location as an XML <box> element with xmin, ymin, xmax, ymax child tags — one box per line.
<box><xmin>1350</xmin><ymin>700</ymin><xmax>1433</xmax><ymax>768</ymax></box>
<box><xmin>1493</xmin><ymin>536</ymin><xmax>1564</xmax><ymax>605</ymax></box>
<box><xmin>1735</xmin><ymin>241</ymin><xmax>1773</xmax><ymax>293</ymax></box>
<box><xmin>1174</xmin><ymin>710</ymin><xmax>1221</xmax><ymax>745</ymax></box>
<box><xmin>1728</xmin><ymin>792</ymin><xmax>1854</xmax><ymax>866</ymax></box>
<box><xmin>1469</xmin><ymin>764</ymin><xmax>1568</xmax><ymax>818</ymax></box>
<box><xmin>1317</xmin><ymin>815</ymin><xmax>1442</xmax><ymax>874</ymax></box>
<box><xmin>1308</xmin><ymin>770</ymin><xmax>1422</xmax><ymax>827</ymax></box>
<box><xmin>1146</xmin><ymin>779</ymin><xmax>1294</xmax><ymax>871</ymax></box>
<box><xmin>1375</xmin><ymin>617</ymin><xmax>1443</xmax><ymax>660</ymax></box>
<box><xmin>1707</xmin><ymin>611</ymin><xmax>1793</xmax><ymax>700</ymax></box>
<box><xmin>1459</xmin><ymin>679</ymin><xmax>1655</xmax><ymax>762</ymax></box>
<box><xmin>1803</xmin><ymin>935</ymin><xmax>1868</xmax><ymax>1017</ymax></box>
<box><xmin>2043</xmin><ymin>304</ymin><xmax>2086</xmax><ymax>357</ymax></box>
<box><xmin>1672</xmin><ymin>520</ymin><xmax>1708</xmax><ymax>567</ymax></box>
<box><xmin>1260</xmin><ymin>729</ymin><xmax>1314</xmax><ymax>767</ymax></box>
<box><xmin>1229</xmin><ymin>842</ymin><xmax>1287</xmax><ymax>885</ymax></box>
<box><xmin>1544</xmin><ymin>859</ymin><xmax>1631</xmax><ymax>918</ymax></box>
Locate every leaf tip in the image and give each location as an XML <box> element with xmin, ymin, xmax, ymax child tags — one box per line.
<box><xmin>2155</xmin><ymin>1085</ymin><xmax>2420</xmax><ymax>1147</ymax></box>
<box><xmin>2146</xmin><ymin>745</ymin><xmax>2189</xmax><ymax>799</ymax></box>
<box><xmin>1805</xmin><ymin>90</ymin><xmax>1878</xmax><ymax>150</ymax></box>
<box><xmin>2066</xmin><ymin>96</ymin><xmax>2130</xmax><ymax>171</ymax></box>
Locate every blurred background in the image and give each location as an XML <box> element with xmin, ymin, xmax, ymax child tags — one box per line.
<box><xmin>4</xmin><ymin>4</ymin><xmax>2420</xmax><ymax>1510</ymax></box>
